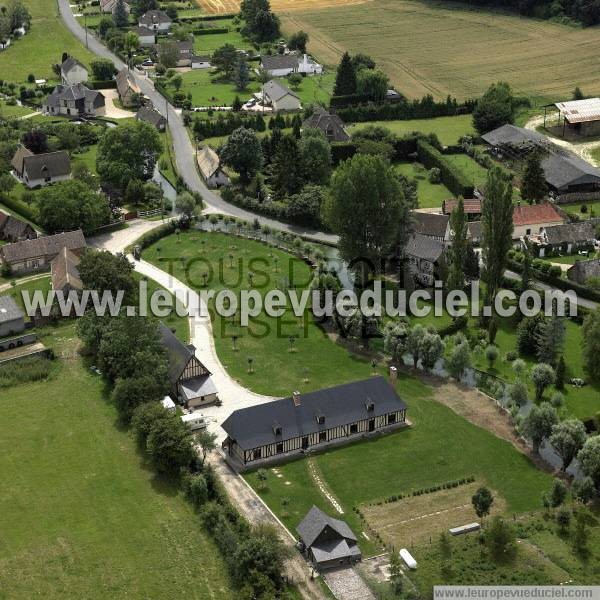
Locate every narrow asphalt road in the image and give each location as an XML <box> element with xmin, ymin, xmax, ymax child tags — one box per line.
<box><xmin>57</xmin><ymin>0</ymin><xmax>338</xmax><ymax>245</ymax></box>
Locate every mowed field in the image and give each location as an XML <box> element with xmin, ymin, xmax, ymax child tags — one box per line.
<box><xmin>0</xmin><ymin>325</ymin><xmax>232</xmax><ymax>598</ymax></box>
<box><xmin>0</xmin><ymin>0</ymin><xmax>96</xmax><ymax>82</ymax></box>
<box><xmin>279</xmin><ymin>0</ymin><xmax>600</xmax><ymax>99</ymax></box>
<box><xmin>196</xmin><ymin>0</ymin><xmax>370</xmax><ymax>15</ymax></box>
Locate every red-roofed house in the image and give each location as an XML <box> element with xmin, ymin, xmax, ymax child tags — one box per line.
<box><xmin>512</xmin><ymin>203</ymin><xmax>565</xmax><ymax>239</ymax></box>
<box><xmin>442</xmin><ymin>199</ymin><xmax>482</xmax><ymax>217</ymax></box>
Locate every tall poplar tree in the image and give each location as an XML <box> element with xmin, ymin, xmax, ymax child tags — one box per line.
<box><xmin>447</xmin><ymin>197</ymin><xmax>468</xmax><ymax>291</ymax></box>
<box><xmin>481</xmin><ymin>167</ymin><xmax>514</xmax><ymax>308</ymax></box>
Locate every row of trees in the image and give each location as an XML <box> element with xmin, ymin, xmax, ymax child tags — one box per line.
<box><xmin>76</xmin><ymin>251</ymin><xmax>289</xmax><ymax>598</ymax></box>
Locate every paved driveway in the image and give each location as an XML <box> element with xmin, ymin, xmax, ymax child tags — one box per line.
<box><xmin>132</xmin><ymin>257</ymin><xmax>276</xmax><ymax>442</ymax></box>
<box><xmin>323</xmin><ymin>566</ymin><xmax>376</xmax><ymax>600</ymax></box>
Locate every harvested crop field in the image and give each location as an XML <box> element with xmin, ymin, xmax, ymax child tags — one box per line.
<box><xmin>196</xmin><ymin>0</ymin><xmax>370</xmax><ymax>14</ymax></box>
<box><xmin>280</xmin><ymin>0</ymin><xmax>600</xmax><ymax>99</ymax></box>
<box><xmin>361</xmin><ymin>482</ymin><xmax>506</xmax><ymax>548</ymax></box>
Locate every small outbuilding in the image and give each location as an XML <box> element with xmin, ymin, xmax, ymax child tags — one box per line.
<box><xmin>197</xmin><ymin>146</ymin><xmax>230</xmax><ymax>188</ymax></box>
<box><xmin>0</xmin><ymin>295</ymin><xmax>25</xmax><ymax>337</ymax></box>
<box><xmin>297</xmin><ymin>505</ymin><xmax>361</xmax><ymax>570</ymax></box>
<box><xmin>136</xmin><ymin>105</ymin><xmax>166</xmax><ymax>131</ymax></box>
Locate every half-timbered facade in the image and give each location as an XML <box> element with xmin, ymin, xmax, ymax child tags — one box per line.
<box><xmin>158</xmin><ymin>324</ymin><xmax>218</xmax><ymax>408</ymax></box>
<box><xmin>221</xmin><ymin>377</ymin><xmax>407</xmax><ymax>470</ymax></box>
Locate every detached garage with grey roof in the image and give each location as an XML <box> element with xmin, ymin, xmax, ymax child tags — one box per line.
<box><xmin>221</xmin><ymin>376</ymin><xmax>407</xmax><ymax>470</ymax></box>
<box><xmin>297</xmin><ymin>506</ymin><xmax>361</xmax><ymax>570</ymax></box>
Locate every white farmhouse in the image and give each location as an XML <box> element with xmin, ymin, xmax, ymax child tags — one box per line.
<box><xmin>197</xmin><ymin>146</ymin><xmax>230</xmax><ymax>188</ymax></box>
<box><xmin>11</xmin><ymin>146</ymin><xmax>71</xmax><ymax>188</ymax></box>
<box><xmin>262</xmin><ymin>80</ymin><xmax>301</xmax><ymax>112</ymax></box>
<box><xmin>60</xmin><ymin>57</ymin><xmax>88</xmax><ymax>86</ymax></box>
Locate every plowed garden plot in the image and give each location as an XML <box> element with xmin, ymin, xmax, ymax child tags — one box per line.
<box><xmin>361</xmin><ymin>482</ymin><xmax>506</xmax><ymax>548</ymax></box>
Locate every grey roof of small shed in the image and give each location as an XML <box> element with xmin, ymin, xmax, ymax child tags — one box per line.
<box><xmin>0</xmin><ymin>295</ymin><xmax>24</xmax><ymax>323</ymax></box>
<box><xmin>544</xmin><ymin>219</ymin><xmax>600</xmax><ymax>245</ymax></box>
<box><xmin>297</xmin><ymin>505</ymin><xmax>357</xmax><ymax>549</ymax></box>
<box><xmin>405</xmin><ymin>233</ymin><xmax>444</xmax><ymax>262</ymax></box>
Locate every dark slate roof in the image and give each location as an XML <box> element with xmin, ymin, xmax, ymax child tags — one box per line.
<box><xmin>482</xmin><ymin>124</ymin><xmax>600</xmax><ymax>191</ymax></box>
<box><xmin>192</xmin><ymin>54</ymin><xmax>211</xmax><ymax>63</ymax></box>
<box><xmin>134</xmin><ymin>26</ymin><xmax>155</xmax><ymax>37</ymax></box>
<box><xmin>481</xmin><ymin>124</ymin><xmax>549</xmax><ymax>147</ymax></box>
<box><xmin>467</xmin><ymin>220</ymin><xmax>482</xmax><ymax>241</ymax></box>
<box><xmin>61</xmin><ymin>56</ymin><xmax>86</xmax><ymax>74</ymax></box>
<box><xmin>261</xmin><ymin>54</ymin><xmax>298</xmax><ymax>71</ymax></box>
<box><xmin>0</xmin><ymin>295</ymin><xmax>24</xmax><ymax>324</ymax></box>
<box><xmin>136</xmin><ymin>106</ymin><xmax>166</xmax><ymax>128</ymax></box>
<box><xmin>543</xmin><ymin>149</ymin><xmax>600</xmax><ymax>191</ymax></box>
<box><xmin>263</xmin><ymin>79</ymin><xmax>298</xmax><ymax>102</ymax></box>
<box><xmin>139</xmin><ymin>9</ymin><xmax>171</xmax><ymax>26</ymax></box>
<box><xmin>302</xmin><ymin>106</ymin><xmax>350</xmax><ymax>142</ymax></box>
<box><xmin>567</xmin><ymin>258</ymin><xmax>600</xmax><ymax>284</ymax></box>
<box><xmin>405</xmin><ymin>233</ymin><xmax>445</xmax><ymax>262</ymax></box>
<box><xmin>297</xmin><ymin>505</ymin><xmax>357</xmax><ymax>549</ymax></box>
<box><xmin>1</xmin><ymin>230</ymin><xmax>86</xmax><ymax>263</ymax></box>
<box><xmin>0</xmin><ymin>214</ymin><xmax>36</xmax><ymax>241</ymax></box>
<box><xmin>158</xmin><ymin>323</ymin><xmax>211</xmax><ymax>385</ymax></box>
<box><xmin>411</xmin><ymin>211</ymin><xmax>449</xmax><ymax>239</ymax></box>
<box><xmin>544</xmin><ymin>219</ymin><xmax>600</xmax><ymax>245</ymax></box>
<box><xmin>222</xmin><ymin>376</ymin><xmax>407</xmax><ymax>451</ymax></box>
<box><xmin>311</xmin><ymin>538</ymin><xmax>361</xmax><ymax>564</ymax></box>
<box><xmin>22</xmin><ymin>151</ymin><xmax>71</xmax><ymax>180</ymax></box>
<box><xmin>45</xmin><ymin>84</ymin><xmax>105</xmax><ymax>108</ymax></box>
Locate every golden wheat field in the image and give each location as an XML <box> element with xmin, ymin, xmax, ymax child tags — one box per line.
<box><xmin>276</xmin><ymin>0</ymin><xmax>600</xmax><ymax>100</ymax></box>
<box><xmin>196</xmin><ymin>0</ymin><xmax>370</xmax><ymax>15</ymax></box>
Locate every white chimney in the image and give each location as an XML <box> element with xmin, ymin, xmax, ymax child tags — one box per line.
<box><xmin>292</xmin><ymin>391</ymin><xmax>301</xmax><ymax>407</ymax></box>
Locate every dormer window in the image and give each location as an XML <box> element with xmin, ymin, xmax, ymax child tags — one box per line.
<box><xmin>315</xmin><ymin>411</ymin><xmax>325</xmax><ymax>425</ymax></box>
<box><xmin>365</xmin><ymin>398</ymin><xmax>374</xmax><ymax>411</ymax></box>
<box><xmin>272</xmin><ymin>422</ymin><xmax>282</xmax><ymax>436</ymax></box>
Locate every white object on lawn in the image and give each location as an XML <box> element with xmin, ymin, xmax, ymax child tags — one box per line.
<box><xmin>399</xmin><ymin>548</ymin><xmax>417</xmax><ymax>570</ymax></box>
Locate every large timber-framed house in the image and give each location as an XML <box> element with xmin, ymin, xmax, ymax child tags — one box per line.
<box><xmin>222</xmin><ymin>376</ymin><xmax>407</xmax><ymax>470</ymax></box>
<box><xmin>158</xmin><ymin>324</ymin><xmax>218</xmax><ymax>408</ymax></box>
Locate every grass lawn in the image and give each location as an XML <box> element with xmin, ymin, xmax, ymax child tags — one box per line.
<box><xmin>0</xmin><ymin>100</ymin><xmax>36</xmax><ymax>118</ymax></box>
<box><xmin>347</xmin><ymin>115</ymin><xmax>476</xmax><ymax>147</ymax></box>
<box><xmin>561</xmin><ymin>201</ymin><xmax>600</xmax><ymax>220</ymax></box>
<box><xmin>143</xmin><ymin>230</ymin><xmax>380</xmax><ymax>396</ymax></box>
<box><xmin>193</xmin><ymin>21</ymin><xmax>255</xmax><ymax>54</ymax></box>
<box><xmin>444</xmin><ymin>153</ymin><xmax>489</xmax><ymax>189</ymax></box>
<box><xmin>179</xmin><ymin>69</ymin><xmax>261</xmax><ymax>107</ymax></box>
<box><xmin>0</xmin><ymin>324</ymin><xmax>233</xmax><ymax>598</ymax></box>
<box><xmin>244</xmin><ymin>373</ymin><xmax>551</xmax><ymax>557</ymax></box>
<box><xmin>0</xmin><ymin>0</ymin><xmax>96</xmax><ymax>83</ymax></box>
<box><xmin>280</xmin><ymin>0</ymin><xmax>600</xmax><ymax>100</ymax></box>
<box><xmin>178</xmin><ymin>69</ymin><xmax>333</xmax><ymax>108</ymax></box>
<box><xmin>395</xmin><ymin>161</ymin><xmax>452</xmax><ymax>209</ymax></box>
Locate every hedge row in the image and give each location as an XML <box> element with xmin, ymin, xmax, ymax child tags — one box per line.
<box><xmin>507</xmin><ymin>257</ymin><xmax>600</xmax><ymax>303</ymax></box>
<box><xmin>331</xmin><ymin>133</ymin><xmax>422</xmax><ymax>165</ymax></box>
<box><xmin>0</xmin><ymin>193</ymin><xmax>39</xmax><ymax>225</ymax></box>
<box><xmin>364</xmin><ymin>476</ymin><xmax>476</xmax><ymax>507</ymax></box>
<box><xmin>330</xmin><ymin>93</ymin><xmax>377</xmax><ymax>108</ymax></box>
<box><xmin>176</xmin><ymin>13</ymin><xmax>236</xmax><ymax>22</ymax></box>
<box><xmin>194</xmin><ymin>27</ymin><xmax>230</xmax><ymax>35</ymax></box>
<box><xmin>417</xmin><ymin>140</ymin><xmax>475</xmax><ymax>198</ymax></box>
<box><xmin>88</xmin><ymin>79</ymin><xmax>117</xmax><ymax>90</ymax></box>
<box><xmin>333</xmin><ymin>96</ymin><xmax>476</xmax><ymax>123</ymax></box>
